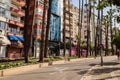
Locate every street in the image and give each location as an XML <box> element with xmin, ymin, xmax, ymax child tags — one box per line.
<box><xmin>0</xmin><ymin>56</ymin><xmax>117</xmax><ymax>80</ymax></box>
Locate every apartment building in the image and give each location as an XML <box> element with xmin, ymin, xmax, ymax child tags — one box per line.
<box><xmin>70</xmin><ymin>4</ymin><xmax>79</xmax><ymax>43</ymax></box>
<box><xmin>0</xmin><ymin>0</ymin><xmax>25</xmax><ymax>58</ymax></box>
<box><xmin>63</xmin><ymin>0</ymin><xmax>73</xmax><ymax>43</ymax></box>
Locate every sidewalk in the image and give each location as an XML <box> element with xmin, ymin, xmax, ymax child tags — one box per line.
<box><xmin>82</xmin><ymin>60</ymin><xmax>120</xmax><ymax>80</ymax></box>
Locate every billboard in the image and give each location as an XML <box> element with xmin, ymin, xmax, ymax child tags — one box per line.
<box><xmin>50</xmin><ymin>0</ymin><xmax>61</xmax><ymax>41</ymax></box>
<box><xmin>51</xmin><ymin>0</ymin><xmax>61</xmax><ymax>15</ymax></box>
<box><xmin>50</xmin><ymin>14</ymin><xmax>61</xmax><ymax>41</ymax></box>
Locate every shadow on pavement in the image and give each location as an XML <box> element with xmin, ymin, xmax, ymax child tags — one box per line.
<box><xmin>90</xmin><ymin>67</ymin><xmax>120</xmax><ymax>75</ymax></box>
<box><xmin>77</xmin><ymin>70</ymin><xmax>88</xmax><ymax>75</ymax></box>
<box><xmin>89</xmin><ymin>63</ymin><xmax>97</xmax><ymax>66</ymax></box>
<box><xmin>102</xmin><ymin>62</ymin><xmax>119</xmax><ymax>66</ymax></box>
<box><xmin>95</xmin><ymin>75</ymin><xmax>120</xmax><ymax>80</ymax></box>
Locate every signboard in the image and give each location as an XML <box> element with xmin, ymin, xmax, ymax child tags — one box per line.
<box><xmin>50</xmin><ymin>14</ymin><xmax>61</xmax><ymax>41</ymax></box>
<box><xmin>51</xmin><ymin>0</ymin><xmax>61</xmax><ymax>15</ymax></box>
<box><xmin>50</xmin><ymin>0</ymin><xmax>61</xmax><ymax>41</ymax></box>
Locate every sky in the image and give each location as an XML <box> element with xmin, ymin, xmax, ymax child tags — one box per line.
<box><xmin>72</xmin><ymin>0</ymin><xmax>119</xmax><ymax>28</ymax></box>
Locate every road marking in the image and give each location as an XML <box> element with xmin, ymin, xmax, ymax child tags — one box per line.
<box><xmin>49</xmin><ymin>67</ymin><xmax>69</xmax><ymax>75</ymax></box>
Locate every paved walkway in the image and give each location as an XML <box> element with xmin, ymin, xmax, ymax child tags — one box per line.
<box><xmin>82</xmin><ymin>60</ymin><xmax>120</xmax><ymax>80</ymax></box>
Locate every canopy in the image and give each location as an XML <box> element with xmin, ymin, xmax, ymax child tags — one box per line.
<box><xmin>16</xmin><ymin>36</ymin><xmax>24</xmax><ymax>42</ymax></box>
<box><xmin>8</xmin><ymin>35</ymin><xmax>19</xmax><ymax>41</ymax></box>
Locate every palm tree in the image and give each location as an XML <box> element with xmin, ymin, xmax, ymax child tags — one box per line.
<box><xmin>89</xmin><ymin>0</ymin><xmax>97</xmax><ymax>57</ymax></box>
<box><xmin>80</xmin><ymin>0</ymin><xmax>84</xmax><ymax>57</ymax></box>
<box><xmin>63</xmin><ymin>0</ymin><xmax>66</xmax><ymax>57</ymax></box>
<box><xmin>86</xmin><ymin>0</ymin><xmax>92</xmax><ymax>57</ymax></box>
<box><xmin>104</xmin><ymin>15</ymin><xmax>109</xmax><ymax>56</ymax></box>
<box><xmin>110</xmin><ymin>8</ymin><xmax>114</xmax><ymax>55</ymax></box>
<box><xmin>39</xmin><ymin>0</ymin><xmax>47</xmax><ymax>62</ymax></box>
<box><xmin>68</xmin><ymin>0</ymin><xmax>72</xmax><ymax>57</ymax></box>
<box><xmin>24</xmin><ymin>0</ymin><xmax>30</xmax><ymax>63</ymax></box>
<box><xmin>78</xmin><ymin>0</ymin><xmax>82</xmax><ymax>58</ymax></box>
<box><xmin>44</xmin><ymin>0</ymin><xmax>52</xmax><ymax>58</ymax></box>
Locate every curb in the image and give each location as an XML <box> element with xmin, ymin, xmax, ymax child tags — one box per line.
<box><xmin>0</xmin><ymin>57</ymin><xmax>95</xmax><ymax>77</ymax></box>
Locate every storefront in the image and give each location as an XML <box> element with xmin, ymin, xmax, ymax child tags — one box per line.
<box><xmin>7</xmin><ymin>33</ymin><xmax>24</xmax><ymax>59</ymax></box>
<box><xmin>0</xmin><ymin>35</ymin><xmax>11</xmax><ymax>58</ymax></box>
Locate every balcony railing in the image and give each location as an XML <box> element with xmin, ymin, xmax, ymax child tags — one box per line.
<box><xmin>10</xmin><ymin>7</ymin><xmax>25</xmax><ymax>17</ymax></box>
<box><xmin>9</xmin><ymin>16</ymin><xmax>24</xmax><ymax>27</ymax></box>
<box><xmin>12</xmin><ymin>0</ymin><xmax>25</xmax><ymax>7</ymax></box>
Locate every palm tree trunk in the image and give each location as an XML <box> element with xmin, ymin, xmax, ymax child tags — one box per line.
<box><xmin>39</xmin><ymin>0</ymin><xmax>47</xmax><ymax>62</ymax></box>
<box><xmin>86</xmin><ymin>0</ymin><xmax>91</xmax><ymax>57</ymax></box>
<box><xmin>44</xmin><ymin>0</ymin><xmax>52</xmax><ymax>58</ymax></box>
<box><xmin>63</xmin><ymin>0</ymin><xmax>66</xmax><ymax>57</ymax></box>
<box><xmin>78</xmin><ymin>0</ymin><xmax>81</xmax><ymax>58</ymax></box>
<box><xmin>80</xmin><ymin>0</ymin><xmax>84</xmax><ymax>57</ymax></box>
<box><xmin>24</xmin><ymin>0</ymin><xmax>30</xmax><ymax>63</ymax></box>
<box><xmin>105</xmin><ymin>20</ymin><xmax>109</xmax><ymax>56</ymax></box>
<box><xmin>110</xmin><ymin>8</ymin><xmax>114</xmax><ymax>55</ymax></box>
<box><xmin>68</xmin><ymin>0</ymin><xmax>71</xmax><ymax>57</ymax></box>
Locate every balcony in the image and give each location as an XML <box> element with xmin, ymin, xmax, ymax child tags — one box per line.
<box><xmin>12</xmin><ymin>0</ymin><xmax>25</xmax><ymax>7</ymax></box>
<box><xmin>9</xmin><ymin>17</ymin><xmax>24</xmax><ymax>27</ymax></box>
<box><xmin>10</xmin><ymin>7</ymin><xmax>25</xmax><ymax>17</ymax></box>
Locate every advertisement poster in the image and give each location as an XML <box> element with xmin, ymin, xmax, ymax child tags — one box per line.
<box><xmin>51</xmin><ymin>0</ymin><xmax>61</xmax><ymax>15</ymax></box>
<box><xmin>50</xmin><ymin>14</ymin><xmax>61</xmax><ymax>41</ymax></box>
<box><xmin>50</xmin><ymin>0</ymin><xmax>61</xmax><ymax>41</ymax></box>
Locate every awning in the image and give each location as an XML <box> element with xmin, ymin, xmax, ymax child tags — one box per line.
<box><xmin>16</xmin><ymin>36</ymin><xmax>24</xmax><ymax>42</ymax></box>
<box><xmin>8</xmin><ymin>35</ymin><xmax>19</xmax><ymax>41</ymax></box>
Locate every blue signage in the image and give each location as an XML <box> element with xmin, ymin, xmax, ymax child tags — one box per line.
<box><xmin>50</xmin><ymin>0</ymin><xmax>61</xmax><ymax>41</ymax></box>
<box><xmin>50</xmin><ymin>14</ymin><xmax>61</xmax><ymax>41</ymax></box>
<box><xmin>51</xmin><ymin>0</ymin><xmax>61</xmax><ymax>15</ymax></box>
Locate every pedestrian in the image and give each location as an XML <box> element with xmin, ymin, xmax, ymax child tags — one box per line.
<box><xmin>116</xmin><ymin>50</ymin><xmax>120</xmax><ymax>61</ymax></box>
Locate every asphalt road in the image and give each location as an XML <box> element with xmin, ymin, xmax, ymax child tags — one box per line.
<box><xmin>0</xmin><ymin>56</ymin><xmax>117</xmax><ymax>80</ymax></box>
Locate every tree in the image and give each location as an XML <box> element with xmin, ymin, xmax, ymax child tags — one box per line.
<box><xmin>103</xmin><ymin>15</ymin><xmax>109</xmax><ymax>56</ymax></box>
<box><xmin>68</xmin><ymin>0</ymin><xmax>72</xmax><ymax>57</ymax></box>
<box><xmin>24</xmin><ymin>0</ymin><xmax>30</xmax><ymax>63</ymax></box>
<box><xmin>112</xmin><ymin>31</ymin><xmax>120</xmax><ymax>50</ymax></box>
<box><xmin>39</xmin><ymin>0</ymin><xmax>47</xmax><ymax>62</ymax></box>
<box><xmin>63</xmin><ymin>0</ymin><xmax>66</xmax><ymax>57</ymax></box>
<box><xmin>44</xmin><ymin>0</ymin><xmax>52</xmax><ymax>58</ymax></box>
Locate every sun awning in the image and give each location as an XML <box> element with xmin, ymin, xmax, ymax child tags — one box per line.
<box><xmin>8</xmin><ymin>35</ymin><xmax>19</xmax><ymax>41</ymax></box>
<box><xmin>16</xmin><ymin>36</ymin><xmax>24</xmax><ymax>42</ymax></box>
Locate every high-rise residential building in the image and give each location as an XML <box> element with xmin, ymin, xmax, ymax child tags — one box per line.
<box><xmin>70</xmin><ymin>4</ymin><xmax>79</xmax><ymax>43</ymax></box>
<box><xmin>0</xmin><ymin>0</ymin><xmax>25</xmax><ymax>58</ymax></box>
<box><xmin>63</xmin><ymin>0</ymin><xmax>73</xmax><ymax>43</ymax></box>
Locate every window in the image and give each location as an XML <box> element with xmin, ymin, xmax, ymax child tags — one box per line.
<box><xmin>35</xmin><ymin>19</ymin><xmax>42</xmax><ymax>25</ymax></box>
<box><xmin>34</xmin><ymin>29</ymin><xmax>42</xmax><ymax>35</ymax></box>
<box><xmin>8</xmin><ymin>27</ymin><xmax>17</xmax><ymax>34</ymax></box>
<box><xmin>0</xmin><ymin>7</ymin><xmax>10</xmax><ymax>18</ymax></box>
<box><xmin>36</xmin><ymin>8</ymin><xmax>43</xmax><ymax>16</ymax></box>
<box><xmin>37</xmin><ymin>1</ymin><xmax>44</xmax><ymax>7</ymax></box>
<box><xmin>0</xmin><ymin>21</ymin><xmax>6</xmax><ymax>30</ymax></box>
